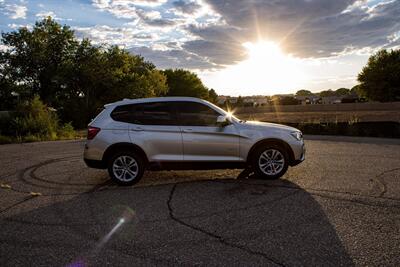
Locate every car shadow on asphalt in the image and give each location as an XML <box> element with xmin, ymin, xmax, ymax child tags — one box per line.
<box><xmin>0</xmin><ymin>176</ymin><xmax>354</xmax><ymax>266</ymax></box>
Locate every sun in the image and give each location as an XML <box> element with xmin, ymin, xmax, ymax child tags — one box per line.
<box><xmin>201</xmin><ymin>41</ymin><xmax>307</xmax><ymax>95</ymax></box>
<box><xmin>240</xmin><ymin>41</ymin><xmax>306</xmax><ymax>93</ymax></box>
<box><xmin>243</xmin><ymin>41</ymin><xmax>283</xmax><ymax>61</ymax></box>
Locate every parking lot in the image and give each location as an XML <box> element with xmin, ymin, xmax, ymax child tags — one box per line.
<box><xmin>1</xmin><ymin>137</ymin><xmax>400</xmax><ymax>266</ymax></box>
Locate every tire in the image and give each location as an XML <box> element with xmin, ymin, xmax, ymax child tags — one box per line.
<box><xmin>107</xmin><ymin>151</ymin><xmax>145</xmax><ymax>186</ymax></box>
<box><xmin>251</xmin><ymin>143</ymin><xmax>289</xmax><ymax>180</ymax></box>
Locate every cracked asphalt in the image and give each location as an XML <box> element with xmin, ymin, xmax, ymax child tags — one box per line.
<box><xmin>0</xmin><ymin>136</ymin><xmax>400</xmax><ymax>266</ymax></box>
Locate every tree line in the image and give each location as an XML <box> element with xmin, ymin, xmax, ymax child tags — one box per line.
<box><xmin>0</xmin><ymin>18</ymin><xmax>217</xmax><ymax>128</ymax></box>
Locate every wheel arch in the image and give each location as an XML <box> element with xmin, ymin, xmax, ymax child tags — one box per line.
<box><xmin>246</xmin><ymin>138</ymin><xmax>295</xmax><ymax>165</ymax></box>
<box><xmin>102</xmin><ymin>142</ymin><xmax>149</xmax><ymax>165</ymax></box>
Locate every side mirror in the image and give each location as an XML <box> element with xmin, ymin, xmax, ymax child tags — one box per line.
<box><xmin>216</xmin><ymin>115</ymin><xmax>230</xmax><ymax>127</ymax></box>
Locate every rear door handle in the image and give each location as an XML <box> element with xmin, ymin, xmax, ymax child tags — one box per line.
<box><xmin>183</xmin><ymin>128</ymin><xmax>193</xmax><ymax>133</ymax></box>
<box><xmin>131</xmin><ymin>127</ymin><xmax>144</xmax><ymax>131</ymax></box>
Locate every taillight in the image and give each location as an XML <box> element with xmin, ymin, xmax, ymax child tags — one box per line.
<box><xmin>87</xmin><ymin>126</ymin><xmax>101</xmax><ymax>140</ymax></box>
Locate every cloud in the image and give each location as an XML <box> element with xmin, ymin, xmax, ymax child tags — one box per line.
<box><xmin>183</xmin><ymin>39</ymin><xmax>247</xmax><ymax>66</ymax></box>
<box><xmin>135</xmin><ymin>8</ymin><xmax>177</xmax><ymax>27</ymax></box>
<box><xmin>35</xmin><ymin>10</ymin><xmax>74</xmax><ymax>22</ymax></box>
<box><xmin>36</xmin><ymin>11</ymin><xmax>57</xmax><ymax>19</ymax></box>
<box><xmin>85</xmin><ymin>0</ymin><xmax>400</xmax><ymax>70</ymax></box>
<box><xmin>126</xmin><ymin>0</ymin><xmax>167</xmax><ymax>7</ymax></box>
<box><xmin>0</xmin><ymin>44</ymin><xmax>9</xmax><ymax>52</ymax></box>
<box><xmin>74</xmin><ymin>25</ymin><xmax>156</xmax><ymax>47</ymax></box>
<box><xmin>92</xmin><ymin>0</ymin><xmax>138</xmax><ymax>19</ymax></box>
<box><xmin>7</xmin><ymin>23</ymin><xmax>32</xmax><ymax>30</ymax></box>
<box><xmin>129</xmin><ymin>46</ymin><xmax>215</xmax><ymax>69</ymax></box>
<box><xmin>2</xmin><ymin>4</ymin><xmax>27</xmax><ymax>19</ymax></box>
<box><xmin>73</xmin><ymin>24</ymin><xmax>217</xmax><ymax>70</ymax></box>
<box><xmin>283</xmin><ymin>0</ymin><xmax>400</xmax><ymax>57</ymax></box>
<box><xmin>91</xmin><ymin>0</ymin><xmax>179</xmax><ymax>28</ymax></box>
<box><xmin>171</xmin><ymin>0</ymin><xmax>399</xmax><ymax>66</ymax></box>
<box><xmin>172</xmin><ymin>0</ymin><xmax>202</xmax><ymax>14</ymax></box>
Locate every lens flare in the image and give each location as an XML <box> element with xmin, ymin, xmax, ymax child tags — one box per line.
<box><xmin>67</xmin><ymin>207</ymin><xmax>135</xmax><ymax>267</ymax></box>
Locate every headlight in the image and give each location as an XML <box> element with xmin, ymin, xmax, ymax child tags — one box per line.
<box><xmin>290</xmin><ymin>131</ymin><xmax>303</xmax><ymax>141</ymax></box>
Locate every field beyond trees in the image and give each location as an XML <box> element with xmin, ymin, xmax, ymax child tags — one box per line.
<box><xmin>236</xmin><ymin>102</ymin><xmax>400</xmax><ymax>123</ymax></box>
<box><xmin>235</xmin><ymin>102</ymin><xmax>400</xmax><ymax>138</ymax></box>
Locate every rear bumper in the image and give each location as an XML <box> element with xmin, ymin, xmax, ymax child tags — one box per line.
<box><xmin>84</xmin><ymin>158</ymin><xmax>106</xmax><ymax>169</ymax></box>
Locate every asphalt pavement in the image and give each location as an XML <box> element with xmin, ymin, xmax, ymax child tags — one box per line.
<box><xmin>0</xmin><ymin>137</ymin><xmax>399</xmax><ymax>266</ymax></box>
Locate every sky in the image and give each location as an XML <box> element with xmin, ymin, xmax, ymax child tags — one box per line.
<box><xmin>0</xmin><ymin>0</ymin><xmax>399</xmax><ymax>96</ymax></box>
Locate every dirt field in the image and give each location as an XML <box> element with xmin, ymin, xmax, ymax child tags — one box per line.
<box><xmin>234</xmin><ymin>102</ymin><xmax>400</xmax><ymax>123</ymax></box>
<box><xmin>236</xmin><ymin>110</ymin><xmax>400</xmax><ymax>123</ymax></box>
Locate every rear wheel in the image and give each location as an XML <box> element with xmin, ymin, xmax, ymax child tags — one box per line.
<box><xmin>107</xmin><ymin>151</ymin><xmax>145</xmax><ymax>186</ymax></box>
<box><xmin>251</xmin><ymin>144</ymin><xmax>289</xmax><ymax>180</ymax></box>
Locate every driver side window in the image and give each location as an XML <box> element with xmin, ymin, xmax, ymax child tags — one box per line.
<box><xmin>175</xmin><ymin>102</ymin><xmax>221</xmax><ymax>126</ymax></box>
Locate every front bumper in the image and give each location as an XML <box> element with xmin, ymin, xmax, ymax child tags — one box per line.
<box><xmin>290</xmin><ymin>142</ymin><xmax>305</xmax><ymax>166</ymax></box>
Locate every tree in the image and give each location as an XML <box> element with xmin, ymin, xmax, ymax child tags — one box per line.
<box><xmin>0</xmin><ymin>18</ymin><xmax>168</xmax><ymax>127</ymax></box>
<box><xmin>280</xmin><ymin>96</ymin><xmax>299</xmax><ymax>105</ymax></box>
<box><xmin>208</xmin><ymin>88</ymin><xmax>218</xmax><ymax>104</ymax></box>
<box><xmin>60</xmin><ymin>43</ymin><xmax>167</xmax><ymax>127</ymax></box>
<box><xmin>236</xmin><ymin>95</ymin><xmax>244</xmax><ymax>107</ymax></box>
<box><xmin>358</xmin><ymin>49</ymin><xmax>400</xmax><ymax>102</ymax></box>
<box><xmin>0</xmin><ymin>17</ymin><xmax>78</xmax><ymax>106</ymax></box>
<box><xmin>0</xmin><ymin>77</ymin><xmax>19</xmax><ymax>110</ymax></box>
<box><xmin>163</xmin><ymin>69</ymin><xmax>210</xmax><ymax>99</ymax></box>
<box><xmin>319</xmin><ymin>89</ymin><xmax>335</xmax><ymax>97</ymax></box>
<box><xmin>295</xmin><ymin>89</ymin><xmax>312</xmax><ymax>96</ymax></box>
<box><xmin>335</xmin><ymin>88</ymin><xmax>350</xmax><ymax>95</ymax></box>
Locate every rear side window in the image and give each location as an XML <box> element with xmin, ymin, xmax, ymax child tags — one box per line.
<box><xmin>110</xmin><ymin>104</ymin><xmax>139</xmax><ymax>124</ymax></box>
<box><xmin>110</xmin><ymin>102</ymin><xmax>177</xmax><ymax>125</ymax></box>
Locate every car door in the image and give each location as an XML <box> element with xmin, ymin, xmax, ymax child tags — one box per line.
<box><xmin>122</xmin><ymin>102</ymin><xmax>183</xmax><ymax>162</ymax></box>
<box><xmin>175</xmin><ymin>101</ymin><xmax>241</xmax><ymax>161</ymax></box>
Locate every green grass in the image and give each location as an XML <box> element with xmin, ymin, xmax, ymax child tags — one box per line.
<box><xmin>0</xmin><ymin>132</ymin><xmax>85</xmax><ymax>145</ymax></box>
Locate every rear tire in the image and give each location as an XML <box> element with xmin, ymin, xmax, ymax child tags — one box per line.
<box><xmin>251</xmin><ymin>144</ymin><xmax>289</xmax><ymax>180</ymax></box>
<box><xmin>107</xmin><ymin>151</ymin><xmax>145</xmax><ymax>186</ymax></box>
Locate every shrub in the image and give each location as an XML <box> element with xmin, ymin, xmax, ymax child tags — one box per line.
<box><xmin>22</xmin><ymin>135</ymin><xmax>42</xmax><ymax>143</ymax></box>
<box><xmin>0</xmin><ymin>135</ymin><xmax>13</xmax><ymax>144</ymax></box>
<box><xmin>13</xmin><ymin>96</ymin><xmax>59</xmax><ymax>139</ymax></box>
<box><xmin>58</xmin><ymin>122</ymin><xmax>75</xmax><ymax>139</ymax></box>
<box><xmin>0</xmin><ymin>96</ymin><xmax>77</xmax><ymax>143</ymax></box>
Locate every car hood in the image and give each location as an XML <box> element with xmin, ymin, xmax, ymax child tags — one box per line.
<box><xmin>240</xmin><ymin>120</ymin><xmax>300</xmax><ymax>132</ymax></box>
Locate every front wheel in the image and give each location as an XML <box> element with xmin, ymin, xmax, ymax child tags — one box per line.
<box><xmin>251</xmin><ymin>144</ymin><xmax>289</xmax><ymax>180</ymax></box>
<box><xmin>108</xmin><ymin>151</ymin><xmax>145</xmax><ymax>186</ymax></box>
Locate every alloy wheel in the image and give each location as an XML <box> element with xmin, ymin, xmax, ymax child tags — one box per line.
<box><xmin>112</xmin><ymin>155</ymin><xmax>138</xmax><ymax>182</ymax></box>
<box><xmin>258</xmin><ymin>149</ymin><xmax>285</xmax><ymax>176</ymax></box>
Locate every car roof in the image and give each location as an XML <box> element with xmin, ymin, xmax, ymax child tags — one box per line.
<box><xmin>104</xmin><ymin>97</ymin><xmax>208</xmax><ymax>108</ymax></box>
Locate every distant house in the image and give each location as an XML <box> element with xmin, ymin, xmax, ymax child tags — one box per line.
<box><xmin>295</xmin><ymin>95</ymin><xmax>321</xmax><ymax>105</ymax></box>
<box><xmin>243</xmin><ymin>96</ymin><xmax>269</xmax><ymax>106</ymax></box>
<box><xmin>341</xmin><ymin>92</ymin><xmax>361</xmax><ymax>103</ymax></box>
<box><xmin>217</xmin><ymin>96</ymin><xmax>228</xmax><ymax>105</ymax></box>
<box><xmin>270</xmin><ymin>94</ymin><xmax>298</xmax><ymax>105</ymax></box>
<box><xmin>228</xmin><ymin>98</ymin><xmax>238</xmax><ymax>104</ymax></box>
<box><xmin>321</xmin><ymin>96</ymin><xmax>343</xmax><ymax>104</ymax></box>
<box><xmin>216</xmin><ymin>96</ymin><xmax>238</xmax><ymax>106</ymax></box>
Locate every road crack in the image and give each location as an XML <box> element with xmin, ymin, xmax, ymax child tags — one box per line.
<box><xmin>371</xmin><ymin>167</ymin><xmax>400</xmax><ymax>197</ymax></box>
<box><xmin>167</xmin><ymin>183</ymin><xmax>286</xmax><ymax>267</ymax></box>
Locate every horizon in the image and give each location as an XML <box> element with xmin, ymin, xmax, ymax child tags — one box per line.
<box><xmin>1</xmin><ymin>0</ymin><xmax>399</xmax><ymax>96</ymax></box>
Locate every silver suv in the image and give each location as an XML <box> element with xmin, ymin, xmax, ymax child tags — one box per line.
<box><xmin>84</xmin><ymin>97</ymin><xmax>305</xmax><ymax>185</ymax></box>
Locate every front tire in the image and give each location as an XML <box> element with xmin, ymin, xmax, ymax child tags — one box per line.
<box><xmin>107</xmin><ymin>151</ymin><xmax>145</xmax><ymax>186</ymax></box>
<box><xmin>251</xmin><ymin>144</ymin><xmax>289</xmax><ymax>180</ymax></box>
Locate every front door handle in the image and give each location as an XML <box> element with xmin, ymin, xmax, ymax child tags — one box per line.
<box><xmin>131</xmin><ymin>127</ymin><xmax>144</xmax><ymax>131</ymax></box>
<box><xmin>183</xmin><ymin>128</ymin><xmax>193</xmax><ymax>133</ymax></box>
